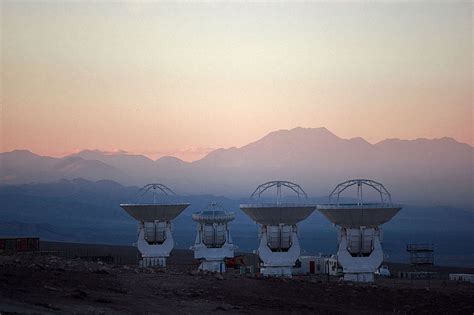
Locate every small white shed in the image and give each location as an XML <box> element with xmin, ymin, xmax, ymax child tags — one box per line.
<box><xmin>449</xmin><ymin>273</ymin><xmax>474</xmax><ymax>283</ymax></box>
<box><xmin>293</xmin><ymin>255</ymin><xmax>340</xmax><ymax>275</ymax></box>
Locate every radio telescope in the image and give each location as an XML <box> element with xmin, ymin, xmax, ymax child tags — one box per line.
<box><xmin>190</xmin><ymin>202</ymin><xmax>236</xmax><ymax>273</ymax></box>
<box><xmin>240</xmin><ymin>181</ymin><xmax>316</xmax><ymax>277</ymax></box>
<box><xmin>317</xmin><ymin>179</ymin><xmax>402</xmax><ymax>282</ymax></box>
<box><xmin>120</xmin><ymin>183</ymin><xmax>190</xmax><ymax>267</ymax></box>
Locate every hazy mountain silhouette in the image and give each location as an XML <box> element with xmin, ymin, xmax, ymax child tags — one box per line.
<box><xmin>0</xmin><ymin>179</ymin><xmax>472</xmax><ymax>266</ymax></box>
<box><xmin>1</xmin><ymin>127</ymin><xmax>472</xmax><ymax>208</ymax></box>
<box><xmin>0</xmin><ymin>150</ymin><xmax>58</xmax><ymax>183</ymax></box>
<box><xmin>66</xmin><ymin>150</ymin><xmax>159</xmax><ymax>182</ymax></box>
<box><xmin>178</xmin><ymin>127</ymin><xmax>473</xmax><ymax>208</ymax></box>
<box><xmin>0</xmin><ymin>150</ymin><xmax>130</xmax><ymax>184</ymax></box>
<box><xmin>156</xmin><ymin>156</ymin><xmax>190</xmax><ymax>168</ymax></box>
<box><xmin>53</xmin><ymin>157</ymin><xmax>130</xmax><ymax>183</ymax></box>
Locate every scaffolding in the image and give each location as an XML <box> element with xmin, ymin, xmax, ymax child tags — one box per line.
<box><xmin>407</xmin><ymin>243</ymin><xmax>434</xmax><ymax>266</ymax></box>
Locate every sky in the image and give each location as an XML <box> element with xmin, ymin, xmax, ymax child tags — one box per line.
<box><xmin>1</xmin><ymin>1</ymin><xmax>472</xmax><ymax>161</ymax></box>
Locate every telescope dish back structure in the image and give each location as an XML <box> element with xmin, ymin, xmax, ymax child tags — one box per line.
<box><xmin>191</xmin><ymin>203</ymin><xmax>236</xmax><ymax>272</ymax></box>
<box><xmin>318</xmin><ymin>205</ymin><xmax>401</xmax><ymax>228</ymax></box>
<box><xmin>240</xmin><ymin>205</ymin><xmax>316</xmax><ymax>226</ymax></box>
<box><xmin>317</xmin><ymin>179</ymin><xmax>402</xmax><ymax>282</ymax></box>
<box><xmin>240</xmin><ymin>181</ymin><xmax>315</xmax><ymax>225</ymax></box>
<box><xmin>120</xmin><ymin>183</ymin><xmax>190</xmax><ymax>267</ymax></box>
<box><xmin>240</xmin><ymin>181</ymin><xmax>316</xmax><ymax>277</ymax></box>
<box><xmin>120</xmin><ymin>204</ymin><xmax>190</xmax><ymax>222</ymax></box>
<box><xmin>318</xmin><ymin>179</ymin><xmax>402</xmax><ymax>227</ymax></box>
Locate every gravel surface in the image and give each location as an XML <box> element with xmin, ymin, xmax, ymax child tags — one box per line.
<box><xmin>0</xmin><ymin>254</ymin><xmax>473</xmax><ymax>314</ymax></box>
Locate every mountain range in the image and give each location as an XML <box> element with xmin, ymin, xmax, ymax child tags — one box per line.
<box><xmin>1</xmin><ymin>127</ymin><xmax>473</xmax><ymax>209</ymax></box>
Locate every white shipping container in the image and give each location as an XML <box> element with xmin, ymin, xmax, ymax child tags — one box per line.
<box><xmin>449</xmin><ymin>273</ymin><xmax>474</xmax><ymax>283</ymax></box>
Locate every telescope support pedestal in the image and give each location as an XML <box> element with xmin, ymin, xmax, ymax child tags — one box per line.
<box><xmin>190</xmin><ymin>208</ymin><xmax>236</xmax><ymax>273</ymax></box>
<box><xmin>336</xmin><ymin>227</ymin><xmax>383</xmax><ymax>282</ymax></box>
<box><xmin>136</xmin><ymin>222</ymin><xmax>174</xmax><ymax>267</ymax></box>
<box><xmin>199</xmin><ymin>260</ymin><xmax>226</xmax><ymax>273</ymax></box>
<box><xmin>192</xmin><ymin>242</ymin><xmax>235</xmax><ymax>272</ymax></box>
<box><xmin>257</xmin><ymin>226</ymin><xmax>301</xmax><ymax>278</ymax></box>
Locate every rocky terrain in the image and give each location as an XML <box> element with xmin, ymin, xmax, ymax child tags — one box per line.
<box><xmin>0</xmin><ymin>254</ymin><xmax>473</xmax><ymax>314</ymax></box>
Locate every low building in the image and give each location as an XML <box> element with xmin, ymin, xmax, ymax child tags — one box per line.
<box><xmin>397</xmin><ymin>271</ymin><xmax>438</xmax><ymax>280</ymax></box>
<box><xmin>293</xmin><ymin>255</ymin><xmax>341</xmax><ymax>276</ymax></box>
<box><xmin>0</xmin><ymin>237</ymin><xmax>40</xmax><ymax>254</ymax></box>
<box><xmin>449</xmin><ymin>273</ymin><xmax>474</xmax><ymax>283</ymax></box>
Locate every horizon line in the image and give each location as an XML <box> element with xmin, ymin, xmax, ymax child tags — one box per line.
<box><xmin>1</xmin><ymin>126</ymin><xmax>472</xmax><ymax>162</ymax></box>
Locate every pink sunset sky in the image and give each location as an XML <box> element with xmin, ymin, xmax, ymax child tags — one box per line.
<box><xmin>1</xmin><ymin>2</ymin><xmax>472</xmax><ymax>162</ymax></box>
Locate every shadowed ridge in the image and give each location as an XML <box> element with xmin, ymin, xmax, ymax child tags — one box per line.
<box><xmin>156</xmin><ymin>156</ymin><xmax>190</xmax><ymax>167</ymax></box>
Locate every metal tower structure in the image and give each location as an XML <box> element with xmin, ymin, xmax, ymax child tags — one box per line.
<box><xmin>407</xmin><ymin>243</ymin><xmax>434</xmax><ymax>266</ymax></box>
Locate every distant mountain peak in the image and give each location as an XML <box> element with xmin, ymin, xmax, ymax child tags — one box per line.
<box><xmin>247</xmin><ymin>127</ymin><xmax>340</xmax><ymax>147</ymax></box>
<box><xmin>156</xmin><ymin>156</ymin><xmax>185</xmax><ymax>163</ymax></box>
<box><xmin>11</xmin><ymin>149</ymin><xmax>35</xmax><ymax>153</ymax></box>
<box><xmin>156</xmin><ymin>156</ymin><xmax>189</xmax><ymax>168</ymax></box>
<box><xmin>53</xmin><ymin>156</ymin><xmax>114</xmax><ymax>170</ymax></box>
<box><xmin>73</xmin><ymin>149</ymin><xmax>131</xmax><ymax>157</ymax></box>
<box><xmin>4</xmin><ymin>149</ymin><xmax>40</xmax><ymax>157</ymax></box>
<box><xmin>375</xmin><ymin>136</ymin><xmax>470</xmax><ymax>147</ymax></box>
<box><xmin>266</xmin><ymin>126</ymin><xmax>337</xmax><ymax>137</ymax></box>
<box><xmin>347</xmin><ymin>137</ymin><xmax>372</xmax><ymax>145</ymax></box>
<box><xmin>77</xmin><ymin>149</ymin><xmax>103</xmax><ymax>154</ymax></box>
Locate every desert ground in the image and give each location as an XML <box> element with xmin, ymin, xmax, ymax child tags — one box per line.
<box><xmin>0</xmin><ymin>245</ymin><xmax>473</xmax><ymax>314</ymax></box>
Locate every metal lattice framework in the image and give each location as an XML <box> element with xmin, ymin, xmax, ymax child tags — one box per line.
<box><xmin>134</xmin><ymin>183</ymin><xmax>177</xmax><ymax>203</ymax></box>
<box><xmin>328</xmin><ymin>179</ymin><xmax>392</xmax><ymax>205</ymax></box>
<box><xmin>407</xmin><ymin>243</ymin><xmax>434</xmax><ymax>266</ymax></box>
<box><xmin>250</xmin><ymin>180</ymin><xmax>308</xmax><ymax>205</ymax></box>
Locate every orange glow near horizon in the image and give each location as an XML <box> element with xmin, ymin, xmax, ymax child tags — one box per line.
<box><xmin>1</xmin><ymin>2</ymin><xmax>472</xmax><ymax>159</ymax></box>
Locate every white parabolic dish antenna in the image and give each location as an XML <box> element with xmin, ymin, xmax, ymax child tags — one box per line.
<box><xmin>317</xmin><ymin>179</ymin><xmax>402</xmax><ymax>227</ymax></box>
<box><xmin>120</xmin><ymin>183</ymin><xmax>190</xmax><ymax>222</ymax></box>
<box><xmin>121</xmin><ymin>204</ymin><xmax>190</xmax><ymax>222</ymax></box>
<box><xmin>240</xmin><ymin>181</ymin><xmax>316</xmax><ymax>225</ymax></box>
